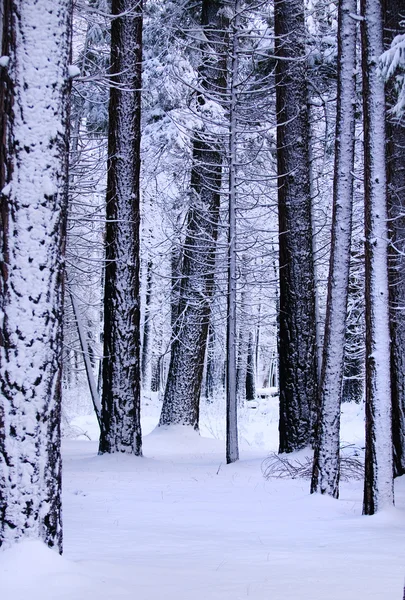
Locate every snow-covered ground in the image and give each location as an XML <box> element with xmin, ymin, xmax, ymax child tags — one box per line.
<box><xmin>2</xmin><ymin>393</ymin><xmax>405</xmax><ymax>600</ymax></box>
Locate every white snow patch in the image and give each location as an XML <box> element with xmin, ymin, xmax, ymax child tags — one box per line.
<box><xmin>1</xmin><ymin>183</ymin><xmax>11</xmax><ymax>196</ymax></box>
<box><xmin>42</xmin><ymin>175</ymin><xmax>57</xmax><ymax>197</ymax></box>
<box><xmin>0</xmin><ymin>55</ymin><xmax>10</xmax><ymax>67</ymax></box>
<box><xmin>45</xmin><ymin>394</ymin><xmax>405</xmax><ymax>599</ymax></box>
<box><xmin>0</xmin><ymin>540</ymin><xmax>100</xmax><ymax>600</ymax></box>
<box><xmin>68</xmin><ymin>65</ymin><xmax>81</xmax><ymax>78</ymax></box>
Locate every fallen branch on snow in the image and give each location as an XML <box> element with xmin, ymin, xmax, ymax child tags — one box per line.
<box><xmin>262</xmin><ymin>445</ymin><xmax>364</xmax><ymax>481</ymax></box>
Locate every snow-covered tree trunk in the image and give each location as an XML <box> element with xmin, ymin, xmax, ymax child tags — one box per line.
<box><xmin>275</xmin><ymin>0</ymin><xmax>318</xmax><ymax>453</ymax></box>
<box><xmin>384</xmin><ymin>0</ymin><xmax>405</xmax><ymax>478</ymax></box>
<box><xmin>159</xmin><ymin>0</ymin><xmax>228</xmax><ymax>430</ymax></box>
<box><xmin>98</xmin><ymin>0</ymin><xmax>143</xmax><ymax>455</ymax></box>
<box><xmin>361</xmin><ymin>0</ymin><xmax>394</xmax><ymax>514</ymax></box>
<box><xmin>0</xmin><ymin>0</ymin><xmax>72</xmax><ymax>551</ymax></box>
<box><xmin>226</xmin><ymin>0</ymin><xmax>240</xmax><ymax>464</ymax></box>
<box><xmin>311</xmin><ymin>0</ymin><xmax>357</xmax><ymax>498</ymax></box>
<box><xmin>308</xmin><ymin>97</ymin><xmax>322</xmax><ymax>384</ymax></box>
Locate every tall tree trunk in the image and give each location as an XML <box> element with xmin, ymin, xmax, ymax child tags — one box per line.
<box><xmin>99</xmin><ymin>0</ymin><xmax>143</xmax><ymax>455</ymax></box>
<box><xmin>311</xmin><ymin>0</ymin><xmax>357</xmax><ymax>498</ymax></box>
<box><xmin>159</xmin><ymin>0</ymin><xmax>228</xmax><ymax>429</ymax></box>
<box><xmin>275</xmin><ymin>0</ymin><xmax>318</xmax><ymax>453</ymax></box>
<box><xmin>246</xmin><ymin>332</ymin><xmax>256</xmax><ymax>402</ymax></box>
<box><xmin>308</xmin><ymin>95</ymin><xmax>322</xmax><ymax>384</ymax></box>
<box><xmin>170</xmin><ymin>214</ymin><xmax>182</xmax><ymax>336</ymax></box>
<box><xmin>226</xmin><ymin>0</ymin><xmax>240</xmax><ymax>463</ymax></box>
<box><xmin>0</xmin><ymin>0</ymin><xmax>71</xmax><ymax>551</ymax></box>
<box><xmin>384</xmin><ymin>0</ymin><xmax>405</xmax><ymax>478</ymax></box>
<box><xmin>141</xmin><ymin>259</ymin><xmax>153</xmax><ymax>391</ymax></box>
<box><xmin>361</xmin><ymin>0</ymin><xmax>394</xmax><ymax>515</ymax></box>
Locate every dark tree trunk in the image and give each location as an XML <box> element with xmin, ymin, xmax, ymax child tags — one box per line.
<box><xmin>151</xmin><ymin>356</ymin><xmax>161</xmax><ymax>393</ymax></box>
<box><xmin>0</xmin><ymin>0</ymin><xmax>71</xmax><ymax>551</ymax></box>
<box><xmin>159</xmin><ymin>0</ymin><xmax>228</xmax><ymax>429</ymax></box>
<box><xmin>99</xmin><ymin>0</ymin><xmax>143</xmax><ymax>455</ymax></box>
<box><xmin>141</xmin><ymin>259</ymin><xmax>153</xmax><ymax>390</ymax></box>
<box><xmin>171</xmin><ymin>228</ymin><xmax>182</xmax><ymax>336</ymax></box>
<box><xmin>342</xmin><ymin>366</ymin><xmax>363</xmax><ymax>403</ymax></box>
<box><xmin>384</xmin><ymin>0</ymin><xmax>405</xmax><ymax>478</ymax></box>
<box><xmin>159</xmin><ymin>142</ymin><xmax>221</xmax><ymax>428</ymax></box>
<box><xmin>342</xmin><ymin>249</ymin><xmax>365</xmax><ymax>404</ymax></box>
<box><xmin>275</xmin><ymin>0</ymin><xmax>318</xmax><ymax>453</ymax></box>
<box><xmin>246</xmin><ymin>332</ymin><xmax>256</xmax><ymax>402</ymax></box>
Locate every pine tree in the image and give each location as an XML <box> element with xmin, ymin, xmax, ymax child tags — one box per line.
<box><xmin>159</xmin><ymin>0</ymin><xmax>229</xmax><ymax>430</ymax></box>
<box><xmin>361</xmin><ymin>0</ymin><xmax>394</xmax><ymax>515</ymax></box>
<box><xmin>311</xmin><ymin>0</ymin><xmax>357</xmax><ymax>498</ymax></box>
<box><xmin>0</xmin><ymin>0</ymin><xmax>72</xmax><ymax>551</ymax></box>
<box><xmin>275</xmin><ymin>0</ymin><xmax>318</xmax><ymax>452</ymax></box>
<box><xmin>383</xmin><ymin>0</ymin><xmax>405</xmax><ymax>477</ymax></box>
<box><xmin>98</xmin><ymin>0</ymin><xmax>143</xmax><ymax>455</ymax></box>
<box><xmin>226</xmin><ymin>0</ymin><xmax>240</xmax><ymax>463</ymax></box>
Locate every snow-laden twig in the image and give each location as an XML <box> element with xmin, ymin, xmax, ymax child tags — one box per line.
<box><xmin>380</xmin><ymin>34</ymin><xmax>405</xmax><ymax>117</ymax></box>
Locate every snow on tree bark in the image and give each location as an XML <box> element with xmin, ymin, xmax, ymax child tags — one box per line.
<box><xmin>361</xmin><ymin>0</ymin><xmax>394</xmax><ymax>514</ymax></box>
<box><xmin>275</xmin><ymin>0</ymin><xmax>318</xmax><ymax>453</ymax></box>
<box><xmin>0</xmin><ymin>0</ymin><xmax>71</xmax><ymax>551</ymax></box>
<box><xmin>159</xmin><ymin>0</ymin><xmax>228</xmax><ymax>430</ymax></box>
<box><xmin>311</xmin><ymin>0</ymin><xmax>357</xmax><ymax>498</ymax></box>
<box><xmin>159</xmin><ymin>142</ymin><xmax>222</xmax><ymax>429</ymax></box>
<box><xmin>226</xmin><ymin>0</ymin><xmax>240</xmax><ymax>464</ymax></box>
<box><xmin>383</xmin><ymin>0</ymin><xmax>405</xmax><ymax>478</ymax></box>
<box><xmin>98</xmin><ymin>0</ymin><xmax>143</xmax><ymax>455</ymax></box>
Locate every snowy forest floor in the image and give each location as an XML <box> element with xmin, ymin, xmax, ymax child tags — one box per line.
<box><xmin>2</xmin><ymin>392</ymin><xmax>405</xmax><ymax>600</ymax></box>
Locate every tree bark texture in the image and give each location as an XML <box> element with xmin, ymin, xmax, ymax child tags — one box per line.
<box><xmin>159</xmin><ymin>0</ymin><xmax>228</xmax><ymax>429</ymax></box>
<box><xmin>99</xmin><ymin>0</ymin><xmax>143</xmax><ymax>455</ymax></box>
<box><xmin>275</xmin><ymin>0</ymin><xmax>318</xmax><ymax>453</ymax></box>
<box><xmin>342</xmin><ymin>249</ymin><xmax>365</xmax><ymax>404</ymax></box>
<box><xmin>141</xmin><ymin>259</ymin><xmax>153</xmax><ymax>390</ymax></box>
<box><xmin>0</xmin><ymin>0</ymin><xmax>71</xmax><ymax>551</ymax></box>
<box><xmin>311</xmin><ymin>0</ymin><xmax>357</xmax><ymax>498</ymax></box>
<box><xmin>226</xmin><ymin>0</ymin><xmax>240</xmax><ymax>464</ymax></box>
<box><xmin>246</xmin><ymin>332</ymin><xmax>256</xmax><ymax>402</ymax></box>
<box><xmin>361</xmin><ymin>0</ymin><xmax>394</xmax><ymax>515</ymax></box>
<box><xmin>384</xmin><ymin>0</ymin><xmax>405</xmax><ymax>478</ymax></box>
